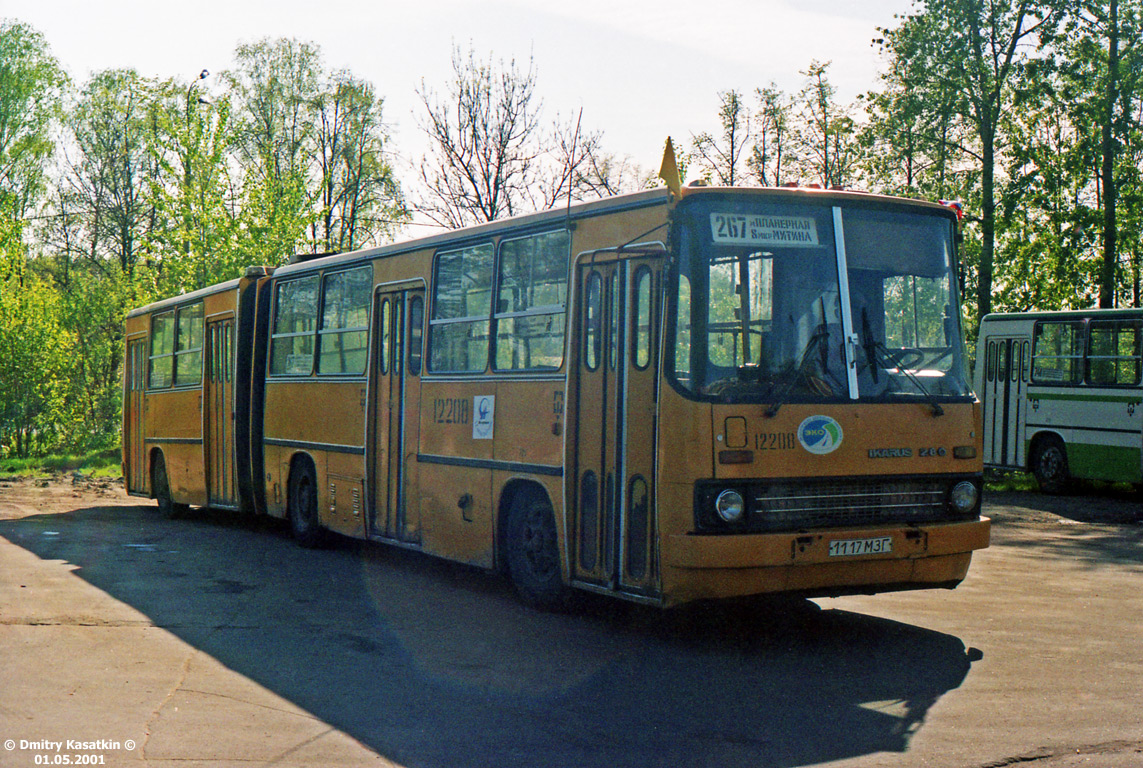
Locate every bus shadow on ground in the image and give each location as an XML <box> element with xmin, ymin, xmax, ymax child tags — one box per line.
<box><xmin>2</xmin><ymin>504</ymin><xmax>980</xmax><ymax>768</ymax></box>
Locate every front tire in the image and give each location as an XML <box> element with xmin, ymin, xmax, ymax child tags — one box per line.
<box><xmin>505</xmin><ymin>489</ymin><xmax>566</xmax><ymax>608</ymax></box>
<box><xmin>288</xmin><ymin>459</ymin><xmax>326</xmax><ymax>548</ymax></box>
<box><xmin>1032</xmin><ymin>436</ymin><xmax>1070</xmax><ymax>494</ymax></box>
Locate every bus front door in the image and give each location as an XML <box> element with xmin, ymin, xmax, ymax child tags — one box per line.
<box><xmin>983</xmin><ymin>335</ymin><xmax>1029</xmax><ymax>469</ymax></box>
<box><xmin>125</xmin><ymin>338</ymin><xmax>147</xmax><ymax>494</ymax></box>
<box><xmin>205</xmin><ymin>317</ymin><xmax>237</xmax><ymax>509</ymax></box>
<box><xmin>369</xmin><ymin>287</ymin><xmax>424</xmax><ymax>543</ymax></box>
<box><xmin>572</xmin><ymin>253</ymin><xmax>661</xmax><ymax>598</ymax></box>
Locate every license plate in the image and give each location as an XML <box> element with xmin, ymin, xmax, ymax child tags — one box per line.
<box><xmin>828</xmin><ymin>536</ymin><xmax>893</xmax><ymax>557</ymax></box>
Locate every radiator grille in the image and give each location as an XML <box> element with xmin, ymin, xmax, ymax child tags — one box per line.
<box><xmin>695</xmin><ymin>476</ymin><xmax>980</xmax><ymax>534</ymax></box>
<box><xmin>751</xmin><ymin>479</ymin><xmax>951</xmax><ymax>531</ymax></box>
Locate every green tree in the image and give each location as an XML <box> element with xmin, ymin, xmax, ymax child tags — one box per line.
<box><xmin>0</xmin><ymin>19</ymin><xmax>67</xmax><ymax>215</ymax></box>
<box><xmin>312</xmin><ymin>71</ymin><xmax>407</xmax><ymax>252</ymax></box>
<box><xmin>864</xmin><ymin>23</ymin><xmax>966</xmax><ymax>200</ymax></box>
<box><xmin>226</xmin><ymin>37</ymin><xmax>321</xmax><ymax>260</ymax></box>
<box><xmin>56</xmin><ymin>69</ymin><xmax>160</xmax><ymax>279</ymax></box>
<box><xmin>997</xmin><ymin>61</ymin><xmax>1101</xmax><ymax>310</ymax></box>
<box><xmin>879</xmin><ymin>1</ymin><xmax>1053</xmax><ymax>320</ymax></box>
<box><xmin>1052</xmin><ymin>0</ymin><xmax>1143</xmax><ymax>306</ymax></box>
<box><xmin>0</xmin><ymin>214</ymin><xmax>72</xmax><ymax>457</ymax></box>
<box><xmin>40</xmin><ymin>69</ymin><xmax>163</xmax><ymax>453</ymax></box>
<box><xmin>145</xmin><ymin>72</ymin><xmax>241</xmax><ymax>293</ymax></box>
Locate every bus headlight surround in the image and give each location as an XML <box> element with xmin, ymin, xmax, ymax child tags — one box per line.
<box><xmin>949</xmin><ymin>481</ymin><xmax>979</xmax><ymax>514</ymax></box>
<box><xmin>715</xmin><ymin>489</ymin><xmax>746</xmax><ymax>523</ymax></box>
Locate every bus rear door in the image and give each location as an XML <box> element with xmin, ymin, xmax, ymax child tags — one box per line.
<box><xmin>205</xmin><ymin>316</ymin><xmax>237</xmax><ymax>508</ymax></box>
<box><xmin>125</xmin><ymin>337</ymin><xmax>147</xmax><ymax>494</ymax></box>
<box><xmin>571</xmin><ymin>251</ymin><xmax>662</xmax><ymax>598</ymax></box>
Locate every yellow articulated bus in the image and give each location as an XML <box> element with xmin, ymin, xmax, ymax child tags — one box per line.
<box><xmin>124</xmin><ymin>185</ymin><xmax>990</xmax><ymax>607</ymax></box>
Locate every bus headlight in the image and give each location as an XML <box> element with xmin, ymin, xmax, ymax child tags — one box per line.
<box><xmin>715</xmin><ymin>489</ymin><xmax>746</xmax><ymax>523</ymax></box>
<box><xmin>949</xmin><ymin>481</ymin><xmax>979</xmax><ymax>514</ymax></box>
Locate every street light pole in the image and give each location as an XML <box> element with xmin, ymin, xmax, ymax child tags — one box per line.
<box><xmin>185</xmin><ymin>69</ymin><xmax>210</xmax><ymax>287</ymax></box>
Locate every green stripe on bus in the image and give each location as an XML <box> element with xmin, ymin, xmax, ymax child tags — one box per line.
<box><xmin>1064</xmin><ymin>442</ymin><xmax>1142</xmax><ymax>484</ymax></box>
<box><xmin>1029</xmin><ymin>392</ymin><xmax>1142</xmax><ymax>405</ymax></box>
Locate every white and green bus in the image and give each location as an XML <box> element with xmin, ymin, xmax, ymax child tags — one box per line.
<box><xmin>975</xmin><ymin>309</ymin><xmax>1142</xmax><ymax>492</ymax></box>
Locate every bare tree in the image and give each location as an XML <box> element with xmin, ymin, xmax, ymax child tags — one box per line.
<box><xmin>416</xmin><ymin>45</ymin><xmax>543</xmax><ymax>228</ymax></box>
<box><xmin>689</xmin><ymin>89</ymin><xmax>752</xmax><ymax>185</ymax></box>
<box><xmin>750</xmin><ymin>85</ymin><xmax>792</xmax><ymax>186</ymax></box>
<box><xmin>573</xmin><ymin>134</ymin><xmax>651</xmax><ymax>197</ymax></box>
<box><xmin>416</xmin><ymin>44</ymin><xmax>626</xmax><ymax>228</ymax></box>
<box><xmin>795</xmin><ymin>61</ymin><xmax>859</xmax><ymax>188</ymax></box>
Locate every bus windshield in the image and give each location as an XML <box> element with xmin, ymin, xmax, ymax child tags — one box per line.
<box><xmin>670</xmin><ymin>194</ymin><xmax>972</xmax><ymax>403</ymax></box>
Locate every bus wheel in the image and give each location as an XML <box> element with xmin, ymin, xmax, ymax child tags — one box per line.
<box><xmin>1032</xmin><ymin>436</ymin><xmax>1069</xmax><ymax>494</ymax></box>
<box><xmin>152</xmin><ymin>454</ymin><xmax>188</xmax><ymax>519</ymax></box>
<box><xmin>506</xmin><ymin>489</ymin><xmax>566</xmax><ymax>608</ymax></box>
<box><xmin>288</xmin><ymin>461</ymin><xmax>326</xmax><ymax>548</ymax></box>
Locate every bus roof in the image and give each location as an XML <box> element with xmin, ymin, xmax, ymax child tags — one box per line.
<box><xmin>981</xmin><ymin>308</ymin><xmax>1143</xmax><ymax>324</ymax></box>
<box><xmin>271</xmin><ymin>185</ymin><xmax>956</xmax><ymax>280</ymax></box>
<box><xmin>126</xmin><ymin>278</ymin><xmax>242</xmax><ymax>319</ymax></box>
<box><xmin>683</xmin><ymin>183</ymin><xmax>957</xmax><ymax>214</ymax></box>
<box><xmin>272</xmin><ymin>187</ymin><xmax>673</xmax><ymax>279</ymax></box>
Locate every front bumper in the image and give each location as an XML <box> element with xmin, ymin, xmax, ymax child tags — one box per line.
<box><xmin>660</xmin><ymin>517</ymin><xmax>990</xmax><ymax>606</ymax></box>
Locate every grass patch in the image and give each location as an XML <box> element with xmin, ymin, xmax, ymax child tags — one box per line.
<box><xmin>984</xmin><ymin>468</ymin><xmax>1038</xmax><ymax>492</ymax></box>
<box><xmin>985</xmin><ymin>468</ymin><xmax>1140</xmax><ymax>499</ymax></box>
<box><xmin>0</xmin><ymin>447</ymin><xmax>121</xmax><ymax>479</ymax></box>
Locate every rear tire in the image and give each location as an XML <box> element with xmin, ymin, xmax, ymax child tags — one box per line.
<box><xmin>505</xmin><ymin>488</ymin><xmax>566</xmax><ymax>608</ymax></box>
<box><xmin>1031</xmin><ymin>436</ymin><xmax>1069</xmax><ymax>494</ymax></box>
<box><xmin>288</xmin><ymin>460</ymin><xmax>326</xmax><ymax>548</ymax></box>
<box><xmin>152</xmin><ymin>453</ymin><xmax>188</xmax><ymax>518</ymax></box>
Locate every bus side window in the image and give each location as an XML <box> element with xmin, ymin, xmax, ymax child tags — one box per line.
<box><xmin>674</xmin><ymin>274</ymin><xmax>692</xmax><ymax>383</ymax></box>
<box><xmin>494</xmin><ymin>230</ymin><xmax>568</xmax><ymax>371</ymax></box>
<box><xmin>985</xmin><ymin>341</ymin><xmax>996</xmax><ymax>382</ymax></box>
<box><xmin>149</xmin><ymin>311</ymin><xmax>176</xmax><ymax>389</ymax></box>
<box><xmin>609</xmin><ymin>272</ymin><xmax>619</xmax><ymax>371</ymax></box>
<box><xmin>378</xmin><ymin>298</ymin><xmax>391</xmax><ymax>375</ymax></box>
<box><xmin>585</xmin><ymin>272</ymin><xmax>603</xmax><ymax>372</ymax></box>
<box><xmin>408</xmin><ymin>295</ymin><xmax>424</xmax><ymax>376</ymax></box>
<box><xmin>174</xmin><ymin>303</ymin><xmax>204</xmax><ymax>387</ymax></box>
<box><xmin>633</xmin><ymin>267</ymin><xmax>653</xmax><ymax>370</ymax></box>
<box><xmin>1089</xmin><ymin>320</ymin><xmax>1143</xmax><ymax>386</ymax></box>
<box><xmin>429</xmin><ymin>243</ymin><xmax>493</xmax><ymax>373</ymax></box>
<box><xmin>1132</xmin><ymin>324</ymin><xmax>1143</xmax><ymax>384</ymax></box>
<box><xmin>317</xmin><ymin>266</ymin><xmax>371</xmax><ymax>376</ymax></box>
<box><xmin>1032</xmin><ymin>321</ymin><xmax>1083</xmax><ymax>384</ymax></box>
<box><xmin>270</xmin><ymin>276</ymin><xmax>320</xmax><ymax>376</ymax></box>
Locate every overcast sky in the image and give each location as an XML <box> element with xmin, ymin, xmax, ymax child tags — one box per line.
<box><xmin>5</xmin><ymin>0</ymin><xmax>917</xmax><ymax>174</ymax></box>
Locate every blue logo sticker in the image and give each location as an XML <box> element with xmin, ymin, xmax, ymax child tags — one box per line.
<box><xmin>797</xmin><ymin>415</ymin><xmax>843</xmax><ymax>455</ymax></box>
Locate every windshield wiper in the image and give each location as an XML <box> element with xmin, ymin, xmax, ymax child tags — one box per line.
<box><xmin>764</xmin><ymin>299</ymin><xmax>831</xmax><ymax>418</ymax></box>
<box><xmin>860</xmin><ymin>309</ymin><xmax>944</xmax><ymax>417</ymax></box>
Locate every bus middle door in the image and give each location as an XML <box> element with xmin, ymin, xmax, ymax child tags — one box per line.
<box><xmin>369</xmin><ymin>286</ymin><xmax>425</xmax><ymax>543</ymax></box>
<box><xmin>983</xmin><ymin>335</ymin><xmax>1029</xmax><ymax>469</ymax></box>
<box><xmin>572</xmin><ymin>252</ymin><xmax>661</xmax><ymax>598</ymax></box>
